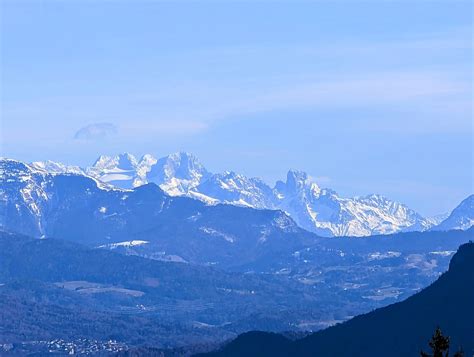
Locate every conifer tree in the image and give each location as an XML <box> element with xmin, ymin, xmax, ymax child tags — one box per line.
<box><xmin>420</xmin><ymin>327</ymin><xmax>456</xmax><ymax>357</ymax></box>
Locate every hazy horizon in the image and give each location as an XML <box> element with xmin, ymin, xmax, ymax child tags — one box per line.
<box><xmin>1</xmin><ymin>1</ymin><xmax>472</xmax><ymax>216</ymax></box>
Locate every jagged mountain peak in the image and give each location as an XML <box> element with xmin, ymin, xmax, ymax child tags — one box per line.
<box><xmin>91</xmin><ymin>153</ymin><xmax>138</xmax><ymax>170</ymax></box>
<box><xmin>10</xmin><ymin>154</ymin><xmax>469</xmax><ymax>237</ymax></box>
<box><xmin>139</xmin><ymin>153</ymin><xmax>157</xmax><ymax>164</ymax></box>
<box><xmin>359</xmin><ymin>193</ymin><xmax>387</xmax><ymax>202</ymax></box>
<box><xmin>116</xmin><ymin>152</ymin><xmax>138</xmax><ymax>169</ymax></box>
<box><xmin>168</xmin><ymin>151</ymin><xmax>199</xmax><ymax>160</ymax></box>
<box><xmin>161</xmin><ymin>151</ymin><xmax>202</xmax><ymax>166</ymax></box>
<box><xmin>215</xmin><ymin>170</ymin><xmax>265</xmax><ymax>184</ymax></box>
<box><xmin>277</xmin><ymin>170</ymin><xmax>322</xmax><ymax>200</ymax></box>
<box><xmin>357</xmin><ymin>194</ymin><xmax>406</xmax><ymax>210</ymax></box>
<box><xmin>211</xmin><ymin>171</ymin><xmax>248</xmax><ymax>186</ymax></box>
<box><xmin>133</xmin><ymin>154</ymin><xmax>158</xmax><ymax>187</ymax></box>
<box><xmin>154</xmin><ymin>152</ymin><xmax>208</xmax><ymax>180</ymax></box>
<box><xmin>86</xmin><ymin>153</ymin><xmax>140</xmax><ymax>189</ymax></box>
<box><xmin>143</xmin><ymin>152</ymin><xmax>210</xmax><ymax>196</ymax></box>
<box><xmin>91</xmin><ymin>154</ymin><xmax>112</xmax><ymax>167</ymax></box>
<box><xmin>286</xmin><ymin>169</ymin><xmax>310</xmax><ymax>185</ymax></box>
<box><xmin>195</xmin><ymin>170</ymin><xmax>274</xmax><ymax>209</ymax></box>
<box><xmin>221</xmin><ymin>170</ymin><xmax>240</xmax><ymax>177</ymax></box>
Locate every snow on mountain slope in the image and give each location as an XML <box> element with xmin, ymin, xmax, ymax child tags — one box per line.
<box><xmin>133</xmin><ymin>154</ymin><xmax>157</xmax><ymax>187</ymax></box>
<box><xmin>432</xmin><ymin>195</ymin><xmax>474</xmax><ymax>231</ymax></box>
<box><xmin>64</xmin><ymin>151</ymin><xmax>210</xmax><ymax>195</ymax></box>
<box><xmin>86</xmin><ymin>153</ymin><xmax>140</xmax><ymax>189</ymax></box>
<box><xmin>21</xmin><ymin>152</ymin><xmax>459</xmax><ymax>237</ymax></box>
<box><xmin>145</xmin><ymin>152</ymin><xmax>210</xmax><ymax>195</ymax></box>
<box><xmin>403</xmin><ymin>212</ymin><xmax>449</xmax><ymax>233</ymax></box>
<box><xmin>84</xmin><ymin>152</ymin><xmax>211</xmax><ymax>192</ymax></box>
<box><xmin>1</xmin><ymin>159</ymin><xmax>52</xmax><ymax>237</ymax></box>
<box><xmin>196</xmin><ymin>171</ymin><xmax>275</xmax><ymax>208</ymax></box>
<box><xmin>1</xmin><ymin>158</ymin><xmax>121</xmax><ymax>238</ymax></box>
<box><xmin>30</xmin><ymin>160</ymin><xmax>85</xmax><ymax>175</ymax></box>
<box><xmin>1</xmin><ymin>159</ymin><xmax>316</xmax><ymax>268</ymax></box>
<box><xmin>273</xmin><ymin>171</ymin><xmax>429</xmax><ymax>237</ymax></box>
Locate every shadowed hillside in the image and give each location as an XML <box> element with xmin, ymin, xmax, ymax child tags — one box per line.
<box><xmin>201</xmin><ymin>241</ymin><xmax>474</xmax><ymax>357</ymax></box>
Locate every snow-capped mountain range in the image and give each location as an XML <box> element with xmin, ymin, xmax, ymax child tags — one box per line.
<box><xmin>20</xmin><ymin>152</ymin><xmax>474</xmax><ymax>236</ymax></box>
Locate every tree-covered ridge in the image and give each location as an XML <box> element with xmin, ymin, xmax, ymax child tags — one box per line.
<box><xmin>201</xmin><ymin>242</ymin><xmax>474</xmax><ymax>357</ymax></box>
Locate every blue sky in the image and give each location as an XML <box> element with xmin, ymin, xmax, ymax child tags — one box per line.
<box><xmin>1</xmin><ymin>1</ymin><xmax>472</xmax><ymax>216</ymax></box>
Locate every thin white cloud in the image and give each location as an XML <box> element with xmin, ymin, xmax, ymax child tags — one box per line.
<box><xmin>186</xmin><ymin>26</ymin><xmax>472</xmax><ymax>61</ymax></box>
<box><xmin>74</xmin><ymin>122</ymin><xmax>118</xmax><ymax>140</ymax></box>
<box><xmin>4</xmin><ymin>27</ymin><xmax>470</xmax><ymax>143</ymax></box>
<box><xmin>231</xmin><ymin>72</ymin><xmax>468</xmax><ymax>111</ymax></box>
<box><xmin>142</xmin><ymin>70</ymin><xmax>470</xmax><ymax>134</ymax></box>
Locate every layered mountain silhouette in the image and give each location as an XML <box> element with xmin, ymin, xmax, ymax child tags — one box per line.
<box><xmin>1</xmin><ymin>159</ymin><xmax>319</xmax><ymax>269</ymax></box>
<box><xmin>201</xmin><ymin>242</ymin><xmax>474</xmax><ymax>357</ymax></box>
<box><xmin>2</xmin><ymin>158</ymin><xmax>472</xmax><ymax>272</ymax></box>
<box><xmin>25</xmin><ymin>152</ymin><xmax>469</xmax><ymax>237</ymax></box>
<box><xmin>1</xmin><ymin>157</ymin><xmax>473</xmax><ymax>355</ymax></box>
<box><xmin>0</xmin><ymin>230</ymin><xmax>327</xmax><ymax>349</ymax></box>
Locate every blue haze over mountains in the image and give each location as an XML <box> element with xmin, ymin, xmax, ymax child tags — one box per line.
<box><xmin>1</xmin><ymin>2</ymin><xmax>472</xmax><ymax>355</ymax></box>
<box><xmin>0</xmin><ymin>156</ymin><xmax>473</xmax><ymax>354</ymax></box>
<box><xmin>3</xmin><ymin>2</ymin><xmax>472</xmax><ymax>219</ymax></box>
<box><xmin>25</xmin><ymin>152</ymin><xmax>473</xmax><ymax>237</ymax></box>
<box><xmin>201</xmin><ymin>242</ymin><xmax>474</xmax><ymax>357</ymax></box>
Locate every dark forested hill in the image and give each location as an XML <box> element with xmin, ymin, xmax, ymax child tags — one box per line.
<box><xmin>0</xmin><ymin>159</ymin><xmax>316</xmax><ymax>269</ymax></box>
<box><xmin>2</xmin><ymin>159</ymin><xmax>473</xmax><ymax>355</ymax></box>
<box><xmin>0</xmin><ymin>230</ymin><xmax>340</xmax><ymax>352</ymax></box>
<box><xmin>201</xmin><ymin>241</ymin><xmax>474</xmax><ymax>357</ymax></box>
